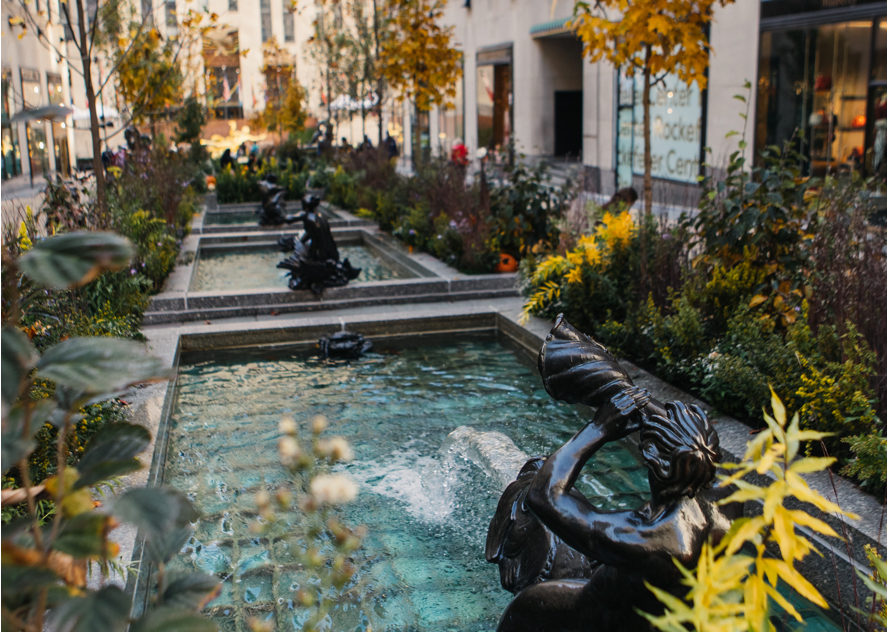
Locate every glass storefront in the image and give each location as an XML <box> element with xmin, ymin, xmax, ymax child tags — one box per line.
<box><xmin>614</xmin><ymin>69</ymin><xmax>704</xmax><ymax>186</ymax></box>
<box><xmin>2</xmin><ymin>70</ymin><xmax>21</xmax><ymax>180</ymax></box>
<box><xmin>437</xmin><ymin>59</ymin><xmax>464</xmax><ymax>153</ymax></box>
<box><xmin>756</xmin><ymin>16</ymin><xmax>886</xmax><ymax>176</ymax></box>
<box><xmin>47</xmin><ymin>73</ymin><xmax>70</xmax><ymax>177</ymax></box>
<box><xmin>26</xmin><ymin>121</ymin><xmax>48</xmax><ymax>178</ymax></box>
<box><xmin>412</xmin><ymin>107</ymin><xmax>430</xmax><ymax>165</ymax></box>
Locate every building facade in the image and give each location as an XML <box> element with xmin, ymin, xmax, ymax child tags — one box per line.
<box><xmin>420</xmin><ymin>0</ymin><xmax>885</xmax><ymax>204</ymax></box>
<box><xmin>2</xmin><ymin>0</ymin><xmax>80</xmax><ymax>182</ymax></box>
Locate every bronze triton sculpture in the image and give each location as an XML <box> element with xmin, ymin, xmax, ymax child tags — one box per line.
<box><xmin>486</xmin><ymin>315</ymin><xmax>740</xmax><ymax>632</ymax></box>
<box><xmin>256</xmin><ymin>174</ymin><xmax>294</xmax><ymax>226</ymax></box>
<box><xmin>277</xmin><ymin>195</ymin><xmax>360</xmax><ymax>294</ymax></box>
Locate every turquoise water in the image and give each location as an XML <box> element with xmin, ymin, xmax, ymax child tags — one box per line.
<box><xmin>165</xmin><ymin>336</ymin><xmax>649</xmax><ymax>631</ymax></box>
<box><xmin>164</xmin><ymin>336</ymin><xmax>842</xmax><ymax>632</ymax></box>
<box><xmin>204</xmin><ymin>211</ymin><xmax>258</xmax><ymax>225</ymax></box>
<box><xmin>191</xmin><ymin>245</ymin><xmax>402</xmax><ymax>292</ymax></box>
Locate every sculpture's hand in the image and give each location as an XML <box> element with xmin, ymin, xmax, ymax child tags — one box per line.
<box><xmin>596</xmin><ymin>386</ymin><xmax>651</xmax><ymax>440</ymax></box>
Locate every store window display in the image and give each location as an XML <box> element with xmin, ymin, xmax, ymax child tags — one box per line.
<box><xmin>755</xmin><ymin>18</ymin><xmax>886</xmax><ymax>177</ymax></box>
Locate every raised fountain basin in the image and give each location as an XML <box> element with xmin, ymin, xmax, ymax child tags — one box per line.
<box><xmin>144</xmin><ymin>230</ymin><xmax>518</xmax><ymax>325</ymax></box>
<box><xmin>200</xmin><ymin>202</ymin><xmax>372</xmax><ymax>234</ymax></box>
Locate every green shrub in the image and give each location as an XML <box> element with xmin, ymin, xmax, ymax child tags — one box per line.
<box><xmin>841</xmin><ymin>431</ymin><xmax>887</xmax><ymax>495</ymax></box>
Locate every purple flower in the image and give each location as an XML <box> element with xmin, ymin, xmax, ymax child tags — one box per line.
<box><xmin>130</xmin><ymin>268</ymin><xmax>137</xmax><ymax>275</ymax></box>
<box><xmin>408</xmin><ymin>229</ymin><xmax>416</xmax><ymax>236</ymax></box>
<box><xmin>142</xmin><ymin>262</ymin><xmax>146</xmax><ymax>267</ymax></box>
<box><xmin>449</xmin><ymin>220</ymin><xmax>457</xmax><ymax>229</ymax></box>
<box><xmin>157</xmin><ymin>242</ymin><xmax>162</xmax><ymax>246</ymax></box>
<box><xmin>437</xmin><ymin>235</ymin><xmax>443</xmax><ymax>239</ymax></box>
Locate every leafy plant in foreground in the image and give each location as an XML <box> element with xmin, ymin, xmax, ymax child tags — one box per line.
<box><xmin>249</xmin><ymin>414</ymin><xmax>364</xmax><ymax>632</ymax></box>
<box><xmin>645</xmin><ymin>390</ymin><xmax>861</xmax><ymax>632</ymax></box>
<box><xmin>2</xmin><ymin>231</ymin><xmax>219</xmax><ymax>632</ymax></box>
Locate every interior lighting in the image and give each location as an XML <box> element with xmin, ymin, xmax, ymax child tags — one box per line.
<box><xmin>667</xmin><ymin>108</ymin><xmax>673</xmax><ymax>114</ymax></box>
<box><xmin>61</xmin><ymin>122</ymin><xmax>66</xmax><ymax>128</ymax></box>
<box><xmin>38</xmin><ymin>141</ymin><xmax>44</xmax><ymax>149</ymax></box>
<box><xmin>33</xmin><ymin>86</ymin><xmax>39</xmax><ymax>93</ymax></box>
<box><xmin>667</xmin><ymin>91</ymin><xmax>673</xmax><ymax>98</ymax></box>
<box><xmin>438</xmin><ymin>132</ymin><xmax>447</xmax><ymax>139</ymax></box>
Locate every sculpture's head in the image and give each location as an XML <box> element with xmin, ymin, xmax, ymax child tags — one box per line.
<box><xmin>640</xmin><ymin>401</ymin><xmax>719</xmax><ymax>500</ymax></box>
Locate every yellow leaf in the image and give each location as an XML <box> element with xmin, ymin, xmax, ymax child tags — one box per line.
<box><xmin>772</xmin><ymin>506</ymin><xmax>797</xmax><ymax>563</ymax></box>
<box><xmin>763</xmin><ymin>583</ymin><xmax>803</xmax><ymax>622</ymax></box>
<box><xmin>44</xmin><ymin>468</ymin><xmax>93</xmax><ymax>518</ymax></box>
<box><xmin>766</xmin><ymin>559</ymin><xmax>828</xmax><ymax>607</ymax></box>
<box><xmin>769</xmin><ymin>386</ymin><xmax>786</xmax><ymax>426</ymax></box>
<box><xmin>785</xmin><ymin>472</ymin><xmax>857</xmax><ymax>519</ymax></box>
<box><xmin>788</xmin><ymin>456</ymin><xmax>835</xmax><ymax>475</ymax></box>
<box><xmin>749</xmin><ymin>294</ymin><xmax>768</xmax><ymax>307</ymax></box>
<box><xmin>719</xmin><ymin>486</ymin><xmax>766</xmax><ymax>506</ymax></box>
<box><xmin>788</xmin><ymin>510</ymin><xmax>840</xmax><ymax>539</ymax></box>
<box><xmin>756</xmin><ymin>444</ymin><xmax>784</xmax><ymax>475</ymax></box>
<box><xmin>762</xmin><ymin>481</ymin><xmax>785</xmax><ymax>522</ymax></box>
<box><xmin>725</xmin><ymin>515</ymin><xmax>766</xmax><ymax>555</ymax></box>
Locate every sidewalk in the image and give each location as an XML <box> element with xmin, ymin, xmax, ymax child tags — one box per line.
<box><xmin>1</xmin><ymin>174</ymin><xmax>50</xmax><ymax>236</ymax></box>
<box><xmin>0</xmin><ymin>173</ymin><xmax>50</xmax><ymax>201</ymax></box>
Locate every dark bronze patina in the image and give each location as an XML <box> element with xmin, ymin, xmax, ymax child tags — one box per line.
<box><xmin>277</xmin><ymin>195</ymin><xmax>361</xmax><ymax>294</ymax></box>
<box><xmin>256</xmin><ymin>175</ymin><xmax>295</xmax><ymax>226</ymax></box>
<box><xmin>319</xmin><ymin>331</ymin><xmax>373</xmax><ymax>358</ymax></box>
<box><xmin>487</xmin><ymin>315</ymin><xmax>740</xmax><ymax>632</ymax></box>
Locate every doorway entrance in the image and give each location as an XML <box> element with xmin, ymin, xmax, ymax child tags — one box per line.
<box><xmin>554</xmin><ymin>91</ymin><xmax>582</xmax><ymax>157</ymax></box>
<box><xmin>476</xmin><ymin>45</ymin><xmax>513</xmax><ymax>154</ymax></box>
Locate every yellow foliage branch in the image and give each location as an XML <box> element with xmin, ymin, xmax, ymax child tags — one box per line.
<box><xmin>645</xmin><ymin>389</ymin><xmax>859</xmax><ymax>632</ymax></box>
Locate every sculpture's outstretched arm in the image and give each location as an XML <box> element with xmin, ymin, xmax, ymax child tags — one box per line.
<box><xmin>526</xmin><ymin>390</ymin><xmax>678</xmax><ymax>568</ymax></box>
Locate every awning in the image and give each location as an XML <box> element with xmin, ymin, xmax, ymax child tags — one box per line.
<box><xmin>8</xmin><ymin>105</ymin><xmax>73</xmax><ymax>123</ymax></box>
<box><xmin>530</xmin><ymin>17</ymin><xmax>574</xmax><ymax>39</ymax></box>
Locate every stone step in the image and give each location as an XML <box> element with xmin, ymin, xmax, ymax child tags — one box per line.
<box><xmin>142</xmin><ymin>287</ymin><xmax>520</xmax><ymax>325</ymax></box>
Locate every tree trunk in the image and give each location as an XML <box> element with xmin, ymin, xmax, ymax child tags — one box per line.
<box><xmin>642</xmin><ymin>47</ymin><xmax>652</xmax><ymax>219</ymax></box>
<box><xmin>76</xmin><ymin>0</ymin><xmax>107</xmax><ymax>223</ymax></box>
<box><xmin>640</xmin><ymin>45</ymin><xmax>653</xmax><ymax>286</ymax></box>
<box><xmin>372</xmin><ymin>0</ymin><xmax>383</xmax><ymax>145</ymax></box>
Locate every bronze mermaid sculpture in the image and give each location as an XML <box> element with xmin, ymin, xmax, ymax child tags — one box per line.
<box><xmin>277</xmin><ymin>195</ymin><xmax>360</xmax><ymax>294</ymax></box>
<box><xmin>486</xmin><ymin>315</ymin><xmax>740</xmax><ymax>632</ymax></box>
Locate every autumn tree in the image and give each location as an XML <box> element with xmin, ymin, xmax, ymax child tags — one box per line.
<box><xmin>114</xmin><ymin>28</ymin><xmax>184</xmax><ymax>132</ymax></box>
<box><xmin>380</xmin><ymin>0</ymin><xmax>462</xmax><ymax>113</ymax></box>
<box><xmin>572</xmin><ymin>0</ymin><xmax>733</xmax><ymax>277</ymax></box>
<box><xmin>344</xmin><ymin>0</ymin><xmax>380</xmax><ymax>140</ymax></box>
<box><xmin>306</xmin><ymin>2</ymin><xmax>352</xmax><ymax>136</ymax></box>
<box><xmin>8</xmin><ymin>0</ymin><xmax>220</xmax><ymax>218</ymax></box>
<box><xmin>254</xmin><ymin>81</ymin><xmax>309</xmax><ymax>141</ymax></box>
<box><xmin>7</xmin><ymin>0</ymin><xmax>129</xmax><ymax>218</ymax></box>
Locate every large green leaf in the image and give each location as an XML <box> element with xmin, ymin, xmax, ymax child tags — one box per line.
<box><xmin>113</xmin><ymin>487</ymin><xmax>199</xmax><ymax>541</ymax></box>
<box><xmin>37</xmin><ymin>337</ymin><xmax>171</xmax><ymax>395</ymax></box>
<box><xmin>1</xmin><ymin>327</ymin><xmax>38</xmax><ymax>413</ymax></box>
<box><xmin>145</xmin><ymin>524</ymin><xmax>194</xmax><ymax>565</ymax></box>
<box><xmin>1</xmin><ymin>564</ymin><xmax>71</xmax><ymax>610</ymax></box>
<box><xmin>162</xmin><ymin>572</ymin><xmax>221</xmax><ymax>610</ymax></box>
<box><xmin>18</xmin><ymin>232</ymin><xmax>134</xmax><ymax>289</ymax></box>
<box><xmin>53</xmin><ymin>513</ymin><xmax>107</xmax><ymax>558</ymax></box>
<box><xmin>130</xmin><ymin>607</ymin><xmax>219</xmax><ymax>632</ymax></box>
<box><xmin>74</xmin><ymin>422</ymin><xmax>151</xmax><ymax>489</ymax></box>
<box><xmin>47</xmin><ymin>585</ymin><xmax>131</xmax><ymax>632</ymax></box>
<box><xmin>1</xmin><ymin>436</ymin><xmax>34</xmax><ymax>477</ymax></box>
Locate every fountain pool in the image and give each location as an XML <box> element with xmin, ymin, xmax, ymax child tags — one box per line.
<box><xmin>159</xmin><ymin>334</ymin><xmax>843</xmax><ymax>632</ymax></box>
<box><xmin>190</xmin><ymin>245</ymin><xmax>403</xmax><ymax>292</ymax></box>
